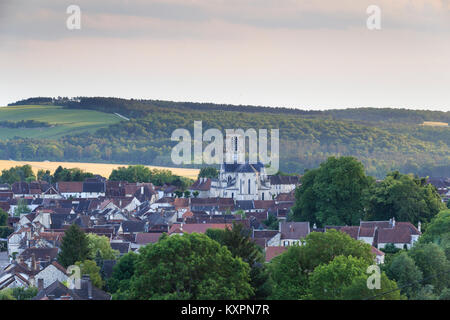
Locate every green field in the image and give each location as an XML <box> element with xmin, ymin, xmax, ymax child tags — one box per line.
<box><xmin>0</xmin><ymin>105</ymin><xmax>122</xmax><ymax>139</ymax></box>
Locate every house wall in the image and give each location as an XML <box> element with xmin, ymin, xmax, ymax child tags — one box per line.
<box><xmin>35</xmin><ymin>265</ymin><xmax>68</xmax><ymax>289</ymax></box>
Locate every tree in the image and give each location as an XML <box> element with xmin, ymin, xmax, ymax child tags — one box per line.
<box><xmin>385</xmin><ymin>252</ymin><xmax>423</xmax><ymax>298</ymax></box>
<box><xmin>0</xmin><ymin>209</ymin><xmax>7</xmax><ymax>226</ymax></box>
<box><xmin>76</xmin><ymin>260</ymin><xmax>104</xmax><ymax>289</ymax></box>
<box><xmin>57</xmin><ymin>224</ymin><xmax>90</xmax><ymax>268</ymax></box>
<box><xmin>268</xmin><ymin>230</ymin><xmax>375</xmax><ymax>299</ymax></box>
<box><xmin>268</xmin><ymin>246</ymin><xmax>309</xmax><ymax>299</ymax></box>
<box><xmin>263</xmin><ymin>214</ymin><xmax>279</xmax><ymax>230</ymax></box>
<box><xmin>206</xmin><ymin>223</ymin><xmax>271</xmax><ymax>299</ymax></box>
<box><xmin>192</xmin><ymin>191</ymin><xmax>199</xmax><ymax>198</ymax></box>
<box><xmin>419</xmin><ymin>209</ymin><xmax>450</xmax><ymax>244</ymax></box>
<box><xmin>291</xmin><ymin>157</ymin><xmax>373</xmax><ymax>227</ymax></box>
<box><xmin>10</xmin><ymin>287</ymin><xmax>38</xmax><ymax>300</ymax></box>
<box><xmin>14</xmin><ymin>198</ymin><xmax>31</xmax><ymax>217</ymax></box>
<box><xmin>198</xmin><ymin>167</ymin><xmax>219</xmax><ymax>179</ymax></box>
<box><xmin>126</xmin><ymin>233</ymin><xmax>253</xmax><ymax>300</ymax></box>
<box><xmin>107</xmin><ymin>252</ymin><xmax>139</xmax><ymax>298</ymax></box>
<box><xmin>364</xmin><ymin>172</ymin><xmax>444</xmax><ymax>224</ymax></box>
<box><xmin>0</xmin><ymin>165</ymin><xmax>35</xmax><ymax>184</ymax></box>
<box><xmin>86</xmin><ymin>233</ymin><xmax>119</xmax><ymax>260</ymax></box>
<box><xmin>308</xmin><ymin>255</ymin><xmax>403</xmax><ymax>300</ymax></box>
<box><xmin>183</xmin><ymin>190</ymin><xmax>191</xmax><ymax>198</ymax></box>
<box><xmin>408</xmin><ymin>242</ymin><xmax>450</xmax><ymax>295</ymax></box>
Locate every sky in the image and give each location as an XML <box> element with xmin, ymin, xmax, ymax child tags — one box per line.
<box><xmin>0</xmin><ymin>0</ymin><xmax>449</xmax><ymax>111</ymax></box>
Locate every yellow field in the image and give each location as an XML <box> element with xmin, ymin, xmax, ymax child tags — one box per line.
<box><xmin>0</xmin><ymin>160</ymin><xmax>199</xmax><ymax>180</ymax></box>
<box><xmin>421</xmin><ymin>121</ymin><xmax>448</xmax><ymax>127</ymax></box>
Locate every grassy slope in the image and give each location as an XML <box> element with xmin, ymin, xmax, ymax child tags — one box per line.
<box><xmin>0</xmin><ymin>105</ymin><xmax>122</xmax><ymax>139</ymax></box>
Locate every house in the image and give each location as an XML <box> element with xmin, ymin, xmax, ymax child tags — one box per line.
<box><xmin>168</xmin><ymin>223</ymin><xmax>231</xmax><ymax>235</ymax></box>
<box><xmin>118</xmin><ymin>221</ymin><xmax>146</xmax><ymax>235</ymax></box>
<box><xmin>279</xmin><ymin>221</ymin><xmax>310</xmax><ymax>246</ymax></box>
<box><xmin>33</xmin><ymin>276</ymin><xmax>111</xmax><ymax>300</ymax></box>
<box><xmin>110</xmin><ymin>241</ymin><xmax>131</xmax><ymax>256</ymax></box>
<box><xmin>135</xmin><ymin>232</ymin><xmax>163</xmax><ymax>248</ymax></box>
<box><xmin>371</xmin><ymin>246</ymin><xmax>385</xmax><ymax>265</ymax></box>
<box><xmin>265</xmin><ymin>246</ymin><xmax>288</xmax><ymax>262</ymax></box>
<box><xmin>189</xmin><ymin>178</ymin><xmax>212</xmax><ymax>198</ymax></box>
<box><xmin>56</xmin><ymin>182</ymin><xmax>83</xmax><ymax>199</ymax></box>
<box><xmin>81</xmin><ymin>181</ymin><xmax>106</xmax><ymax>198</ymax></box>
<box><xmin>34</xmin><ymin>261</ymin><xmax>68</xmax><ymax>289</ymax></box>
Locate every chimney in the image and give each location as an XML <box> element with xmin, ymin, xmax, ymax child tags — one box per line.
<box><xmin>31</xmin><ymin>253</ymin><xmax>37</xmax><ymax>271</ymax></box>
<box><xmin>392</xmin><ymin>217</ymin><xmax>396</xmax><ymax>228</ymax></box>
<box><xmin>141</xmin><ymin>186</ymin><xmax>144</xmax><ymax>195</ymax></box>
<box><xmin>418</xmin><ymin>221</ymin><xmax>421</xmax><ymax>232</ymax></box>
<box><xmin>81</xmin><ymin>275</ymin><xmax>93</xmax><ymax>300</ymax></box>
<box><xmin>180</xmin><ymin>223</ymin><xmax>183</xmax><ymax>231</ymax></box>
<box><xmin>38</xmin><ymin>278</ymin><xmax>44</xmax><ymax>291</ymax></box>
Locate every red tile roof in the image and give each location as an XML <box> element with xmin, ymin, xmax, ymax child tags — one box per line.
<box><xmin>169</xmin><ymin>223</ymin><xmax>231</xmax><ymax>235</ymax></box>
<box><xmin>265</xmin><ymin>246</ymin><xmax>288</xmax><ymax>262</ymax></box>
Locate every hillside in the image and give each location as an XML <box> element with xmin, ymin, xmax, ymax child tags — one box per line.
<box><xmin>0</xmin><ymin>105</ymin><xmax>121</xmax><ymax>139</ymax></box>
<box><xmin>1</xmin><ymin>97</ymin><xmax>449</xmax><ymax>178</ymax></box>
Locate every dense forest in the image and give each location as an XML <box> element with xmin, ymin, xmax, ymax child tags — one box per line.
<box><xmin>1</xmin><ymin>97</ymin><xmax>449</xmax><ymax>178</ymax></box>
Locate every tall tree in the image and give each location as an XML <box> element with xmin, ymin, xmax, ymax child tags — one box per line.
<box><xmin>364</xmin><ymin>171</ymin><xmax>444</xmax><ymax>224</ymax></box>
<box><xmin>126</xmin><ymin>233</ymin><xmax>253</xmax><ymax>300</ymax></box>
<box><xmin>57</xmin><ymin>224</ymin><xmax>90</xmax><ymax>268</ymax></box>
<box><xmin>385</xmin><ymin>252</ymin><xmax>423</xmax><ymax>298</ymax></box>
<box><xmin>292</xmin><ymin>156</ymin><xmax>373</xmax><ymax>227</ymax></box>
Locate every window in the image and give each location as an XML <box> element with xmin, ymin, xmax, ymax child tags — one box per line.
<box><xmin>248</xmin><ymin>179</ymin><xmax>251</xmax><ymax>194</ymax></box>
<box><xmin>262</xmin><ymin>192</ymin><xmax>264</xmax><ymax>200</ymax></box>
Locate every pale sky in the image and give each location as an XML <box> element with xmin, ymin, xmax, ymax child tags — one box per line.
<box><xmin>0</xmin><ymin>0</ymin><xmax>449</xmax><ymax>111</ymax></box>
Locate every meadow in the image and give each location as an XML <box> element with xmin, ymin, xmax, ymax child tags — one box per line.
<box><xmin>0</xmin><ymin>105</ymin><xmax>122</xmax><ymax>139</ymax></box>
<box><xmin>0</xmin><ymin>160</ymin><xmax>200</xmax><ymax>180</ymax></box>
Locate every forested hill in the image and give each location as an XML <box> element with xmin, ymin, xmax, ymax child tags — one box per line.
<box><xmin>2</xmin><ymin>97</ymin><xmax>449</xmax><ymax>178</ymax></box>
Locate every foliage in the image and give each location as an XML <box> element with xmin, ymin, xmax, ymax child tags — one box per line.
<box><xmin>57</xmin><ymin>224</ymin><xmax>90</xmax><ymax>268</ymax></box>
<box><xmin>263</xmin><ymin>214</ymin><xmax>279</xmax><ymax>230</ymax></box>
<box><xmin>205</xmin><ymin>223</ymin><xmax>271</xmax><ymax>299</ymax></box>
<box><xmin>86</xmin><ymin>233</ymin><xmax>120</xmax><ymax>260</ymax></box>
<box><xmin>107</xmin><ymin>252</ymin><xmax>139</xmax><ymax>297</ymax></box>
<box><xmin>76</xmin><ymin>259</ymin><xmax>104</xmax><ymax>289</ymax></box>
<box><xmin>364</xmin><ymin>171</ymin><xmax>444</xmax><ymax>224</ymax></box>
<box><xmin>0</xmin><ymin>165</ymin><xmax>35</xmax><ymax>184</ymax></box>
<box><xmin>52</xmin><ymin>166</ymin><xmax>94</xmax><ymax>182</ymax></box>
<box><xmin>2</xmin><ymin>98</ymin><xmax>449</xmax><ymax>179</ymax></box>
<box><xmin>308</xmin><ymin>255</ymin><xmax>403</xmax><ymax>300</ymax></box>
<box><xmin>125</xmin><ymin>233</ymin><xmax>253</xmax><ymax>300</ymax></box>
<box><xmin>384</xmin><ymin>252</ymin><xmax>423</xmax><ymax>298</ymax></box>
<box><xmin>10</xmin><ymin>287</ymin><xmax>38</xmax><ymax>300</ymax></box>
<box><xmin>109</xmin><ymin>165</ymin><xmax>192</xmax><ymax>189</ymax></box>
<box><xmin>408</xmin><ymin>242</ymin><xmax>450</xmax><ymax>295</ymax></box>
<box><xmin>268</xmin><ymin>230</ymin><xmax>374</xmax><ymax>299</ymax></box>
<box><xmin>198</xmin><ymin>167</ymin><xmax>219</xmax><ymax>179</ymax></box>
<box><xmin>14</xmin><ymin>198</ymin><xmax>31</xmax><ymax>216</ymax></box>
<box><xmin>292</xmin><ymin>157</ymin><xmax>373</xmax><ymax>227</ymax></box>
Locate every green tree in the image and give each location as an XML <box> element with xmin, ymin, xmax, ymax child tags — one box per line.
<box><xmin>198</xmin><ymin>167</ymin><xmax>219</xmax><ymax>179</ymax></box>
<box><xmin>86</xmin><ymin>233</ymin><xmax>120</xmax><ymax>260</ymax></box>
<box><xmin>11</xmin><ymin>287</ymin><xmax>38</xmax><ymax>300</ymax></box>
<box><xmin>268</xmin><ymin>230</ymin><xmax>375</xmax><ymax>299</ymax></box>
<box><xmin>308</xmin><ymin>255</ymin><xmax>403</xmax><ymax>300</ymax></box>
<box><xmin>385</xmin><ymin>252</ymin><xmax>423</xmax><ymax>298</ymax></box>
<box><xmin>127</xmin><ymin>233</ymin><xmax>253</xmax><ymax>300</ymax></box>
<box><xmin>183</xmin><ymin>190</ymin><xmax>191</xmax><ymax>198</ymax></box>
<box><xmin>0</xmin><ymin>209</ymin><xmax>7</xmax><ymax>226</ymax></box>
<box><xmin>206</xmin><ymin>223</ymin><xmax>271</xmax><ymax>299</ymax></box>
<box><xmin>57</xmin><ymin>224</ymin><xmax>90</xmax><ymax>268</ymax></box>
<box><xmin>192</xmin><ymin>191</ymin><xmax>199</xmax><ymax>198</ymax></box>
<box><xmin>14</xmin><ymin>198</ymin><xmax>31</xmax><ymax>217</ymax></box>
<box><xmin>408</xmin><ymin>242</ymin><xmax>450</xmax><ymax>295</ymax></box>
<box><xmin>419</xmin><ymin>209</ymin><xmax>450</xmax><ymax>244</ymax></box>
<box><xmin>263</xmin><ymin>214</ymin><xmax>279</xmax><ymax>230</ymax></box>
<box><xmin>76</xmin><ymin>260</ymin><xmax>104</xmax><ymax>289</ymax></box>
<box><xmin>107</xmin><ymin>252</ymin><xmax>139</xmax><ymax>297</ymax></box>
<box><xmin>364</xmin><ymin>172</ymin><xmax>444</xmax><ymax>224</ymax></box>
<box><xmin>292</xmin><ymin>157</ymin><xmax>373</xmax><ymax>227</ymax></box>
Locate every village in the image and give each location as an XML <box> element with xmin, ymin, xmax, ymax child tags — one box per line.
<box><xmin>0</xmin><ymin>158</ymin><xmax>439</xmax><ymax>300</ymax></box>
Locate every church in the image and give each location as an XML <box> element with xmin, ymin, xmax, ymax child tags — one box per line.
<box><xmin>190</xmin><ymin>136</ymin><xmax>299</xmax><ymax>201</ymax></box>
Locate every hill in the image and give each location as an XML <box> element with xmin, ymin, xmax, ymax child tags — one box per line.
<box><xmin>1</xmin><ymin>97</ymin><xmax>449</xmax><ymax>178</ymax></box>
<box><xmin>0</xmin><ymin>105</ymin><xmax>121</xmax><ymax>139</ymax></box>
